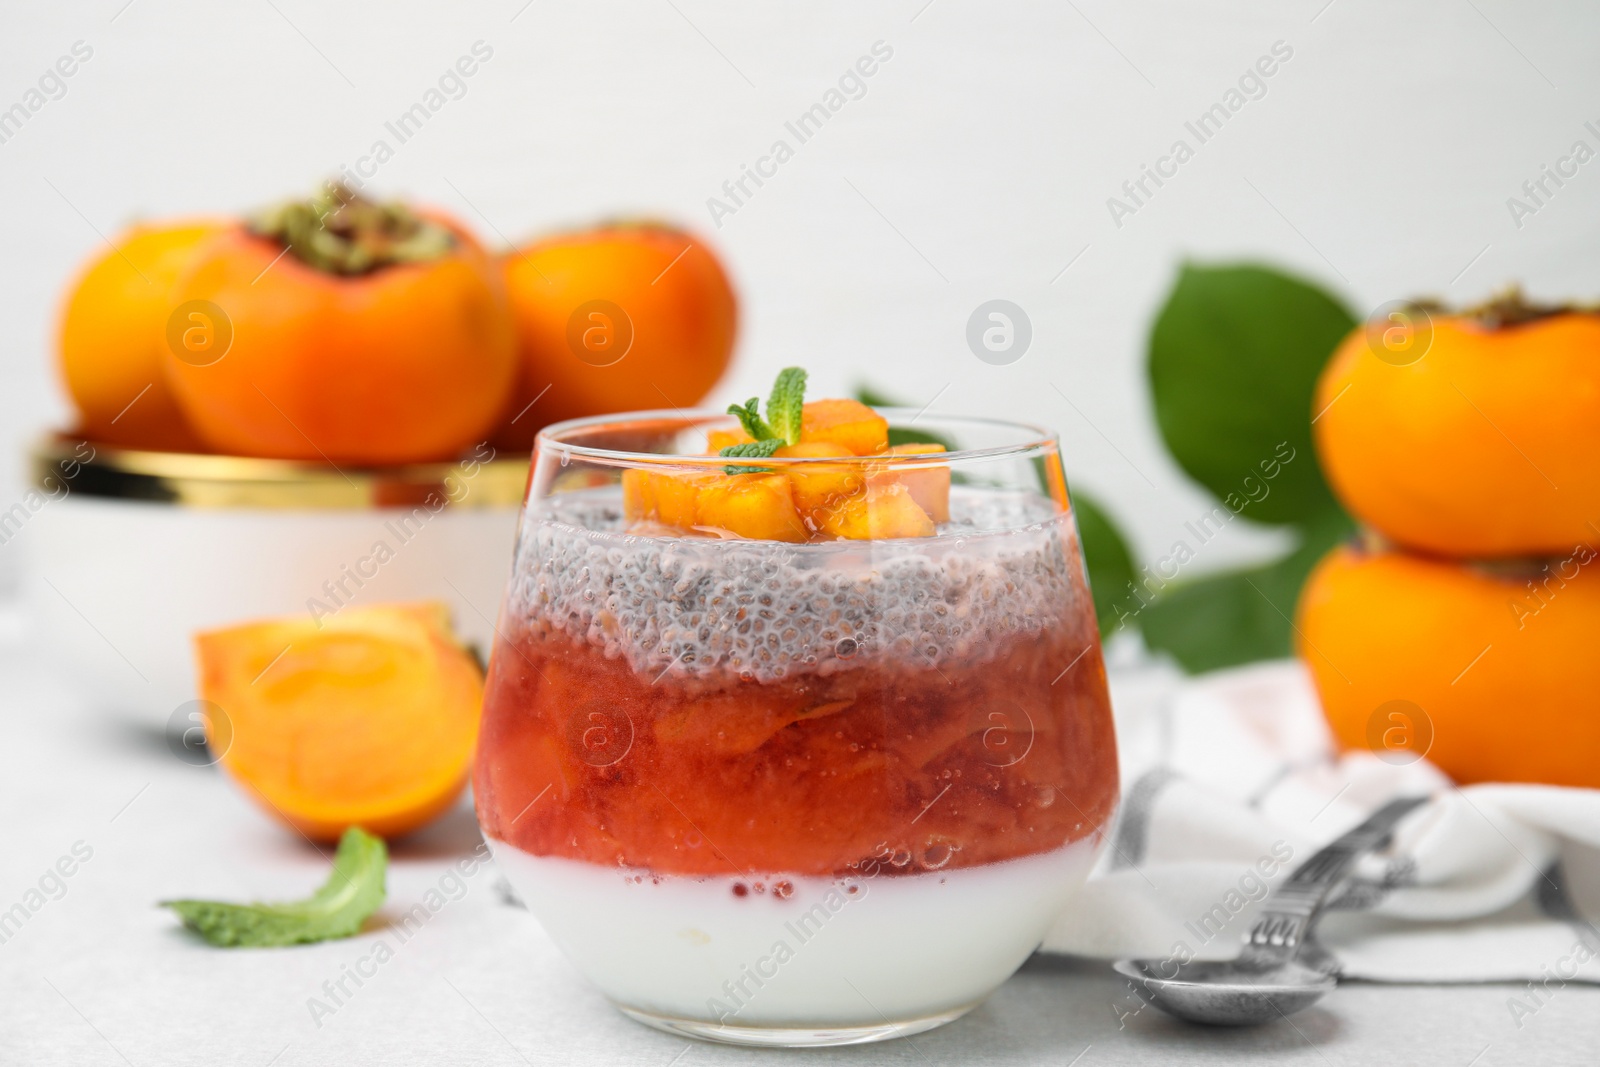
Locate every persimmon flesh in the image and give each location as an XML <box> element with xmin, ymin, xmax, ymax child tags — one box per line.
<box><xmin>195</xmin><ymin>602</ymin><xmax>484</xmax><ymax>841</ymax></box>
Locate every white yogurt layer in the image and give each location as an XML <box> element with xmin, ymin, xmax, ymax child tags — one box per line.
<box><xmin>490</xmin><ymin>837</ymin><xmax>1101</xmax><ymax>1029</ymax></box>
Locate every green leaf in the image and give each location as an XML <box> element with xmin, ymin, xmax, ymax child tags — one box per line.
<box><xmin>853</xmin><ymin>385</ymin><xmax>898</xmax><ymax>408</ymax></box>
<box><xmin>162</xmin><ymin>827</ymin><xmax>388</xmax><ymax>948</ymax></box>
<box><xmin>1140</xmin><ymin>261</ymin><xmax>1362</xmax><ymax>671</ymax></box>
<box><xmin>726</xmin><ymin>398</ymin><xmax>775</xmax><ymax>442</ymax></box>
<box><xmin>888</xmin><ymin>425</ymin><xmax>958</xmax><ymax>450</ymax></box>
<box><xmin>767</xmin><ymin>367</ymin><xmax>807</xmax><ymax>445</ymax></box>
<box><xmin>1070</xmin><ymin>490</ymin><xmax>1137</xmax><ymax>637</ymax></box>
<box><xmin>719</xmin><ymin>437</ymin><xmax>785</xmax><ymax>474</ymax></box>
<box><xmin>1138</xmin><ymin>510</ymin><xmax>1354</xmax><ymax>672</ymax></box>
<box><xmin>1149</xmin><ymin>263</ymin><xmax>1355</xmax><ymax>526</ymax></box>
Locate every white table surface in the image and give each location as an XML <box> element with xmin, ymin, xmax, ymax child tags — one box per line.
<box><xmin>1</xmin><ymin>645</ymin><xmax>1595</xmax><ymax>1067</ymax></box>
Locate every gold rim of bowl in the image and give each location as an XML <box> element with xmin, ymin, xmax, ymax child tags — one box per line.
<box><xmin>29</xmin><ymin>432</ymin><xmax>529</xmax><ymax>510</ymax></box>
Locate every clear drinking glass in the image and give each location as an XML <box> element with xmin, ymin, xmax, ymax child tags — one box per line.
<box><xmin>474</xmin><ymin>409</ymin><xmax>1118</xmax><ymax>1047</ymax></box>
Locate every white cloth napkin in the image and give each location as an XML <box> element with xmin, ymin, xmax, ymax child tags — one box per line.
<box><xmin>1043</xmin><ymin>655</ymin><xmax>1600</xmax><ymax>994</ymax></box>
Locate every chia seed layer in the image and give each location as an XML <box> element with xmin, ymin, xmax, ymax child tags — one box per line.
<box><xmin>503</xmin><ymin>487</ymin><xmax>1086</xmax><ymax>683</ymax></box>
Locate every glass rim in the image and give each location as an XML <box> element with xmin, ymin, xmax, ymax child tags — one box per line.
<box><xmin>534</xmin><ymin>408</ymin><xmax>1060</xmax><ymax>468</ymax></box>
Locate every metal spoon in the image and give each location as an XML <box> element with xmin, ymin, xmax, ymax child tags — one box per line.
<box><xmin>1112</xmin><ymin>794</ymin><xmax>1429</xmax><ymax>1026</ymax></box>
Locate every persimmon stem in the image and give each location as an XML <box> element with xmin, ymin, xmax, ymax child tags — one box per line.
<box><xmin>1458</xmin><ymin>285</ymin><xmax>1581</xmax><ymax>330</ymax></box>
<box><xmin>250</xmin><ymin>181</ymin><xmax>454</xmax><ymax>275</ymax></box>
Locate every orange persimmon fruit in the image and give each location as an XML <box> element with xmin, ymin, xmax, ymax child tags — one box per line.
<box><xmin>165</xmin><ymin>184</ymin><xmax>516</xmax><ymax>464</ymax></box>
<box><xmin>497</xmin><ymin>222</ymin><xmax>737</xmax><ymax>449</ymax></box>
<box><xmin>695</xmin><ymin>473</ymin><xmax>808</xmax><ymax>542</ymax></box>
<box><xmin>1313</xmin><ymin>301</ymin><xmax>1600</xmax><ymax>558</ymax></box>
<box><xmin>706</xmin><ymin>426</ymin><xmax>754</xmax><ymax>452</ymax></box>
<box><xmin>868</xmin><ymin>443</ymin><xmax>951</xmax><ymax>524</ymax></box>
<box><xmin>621</xmin><ymin>467</ymin><xmax>714</xmax><ymax>530</ymax></box>
<box><xmin>800</xmin><ymin>398</ymin><xmax>889</xmax><ymax>456</ymax></box>
<box><xmin>195</xmin><ymin>602</ymin><xmax>484</xmax><ymax>841</ymax></box>
<box><xmin>621</xmin><ymin>396</ymin><xmax>941</xmax><ymax>541</ymax></box>
<box><xmin>774</xmin><ymin>441</ymin><xmax>862</xmax><ymax>519</ymax></box>
<box><xmin>1296</xmin><ymin>542</ymin><xmax>1600</xmax><ymax>788</ymax></box>
<box><xmin>815</xmin><ymin>483</ymin><xmax>935</xmax><ymax>540</ymax></box>
<box><xmin>57</xmin><ymin>219</ymin><xmax>225</xmax><ymax>451</ymax></box>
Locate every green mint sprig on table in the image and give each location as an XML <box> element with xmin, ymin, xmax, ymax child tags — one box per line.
<box><xmin>162</xmin><ymin>826</ymin><xmax>387</xmax><ymax>948</ymax></box>
<box><xmin>720</xmin><ymin>366</ymin><xmax>808</xmax><ymax>473</ymax></box>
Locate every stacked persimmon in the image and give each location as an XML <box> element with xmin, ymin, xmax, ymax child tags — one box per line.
<box><xmin>623</xmin><ymin>374</ymin><xmax>949</xmax><ymax>542</ymax></box>
<box><xmin>55</xmin><ymin>182</ymin><xmax>736</xmax><ymax>462</ymax></box>
<box><xmin>1296</xmin><ymin>293</ymin><xmax>1600</xmax><ymax>788</ymax></box>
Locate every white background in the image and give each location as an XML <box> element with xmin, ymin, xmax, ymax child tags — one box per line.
<box><xmin>4</xmin><ymin>0</ymin><xmax>1599</xmax><ymax>579</ymax></box>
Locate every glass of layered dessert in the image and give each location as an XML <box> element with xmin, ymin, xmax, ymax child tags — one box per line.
<box><xmin>475</xmin><ymin>371</ymin><xmax>1118</xmax><ymax>1047</ymax></box>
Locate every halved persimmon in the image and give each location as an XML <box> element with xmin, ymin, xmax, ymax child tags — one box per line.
<box><xmin>194</xmin><ymin>602</ymin><xmax>484</xmax><ymax>841</ymax></box>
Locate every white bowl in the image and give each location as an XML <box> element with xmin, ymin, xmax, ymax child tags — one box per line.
<box><xmin>18</xmin><ymin>434</ymin><xmax>526</xmax><ymax>729</ymax></box>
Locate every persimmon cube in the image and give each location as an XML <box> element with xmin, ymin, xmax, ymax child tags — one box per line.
<box><xmin>868</xmin><ymin>443</ymin><xmax>950</xmax><ymax>524</ymax></box>
<box><xmin>775</xmin><ymin>441</ymin><xmax>863</xmax><ymax>521</ymax></box>
<box><xmin>621</xmin><ymin>468</ymin><xmax>709</xmax><ymax>530</ymax></box>
<box><xmin>706</xmin><ymin>427</ymin><xmax>753</xmax><ymax>452</ymax></box>
<box><xmin>801</xmin><ymin>399</ymin><xmax>889</xmax><ymax>455</ymax></box>
<box><xmin>815</xmin><ymin>483</ymin><xmax>935</xmax><ymax>540</ymax></box>
<box><xmin>621</xmin><ymin>467</ymin><xmax>654</xmax><ymax>517</ymax></box>
<box><xmin>695</xmin><ymin>473</ymin><xmax>808</xmax><ymax>542</ymax></box>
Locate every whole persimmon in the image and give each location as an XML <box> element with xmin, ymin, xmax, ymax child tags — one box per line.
<box><xmin>57</xmin><ymin>220</ymin><xmax>225</xmax><ymax>451</ymax></box>
<box><xmin>1296</xmin><ymin>541</ymin><xmax>1600</xmax><ymax>788</ymax></box>
<box><xmin>164</xmin><ymin>184</ymin><xmax>516</xmax><ymax>464</ymax></box>
<box><xmin>495</xmin><ymin>222</ymin><xmax>737</xmax><ymax>450</ymax></box>
<box><xmin>1313</xmin><ymin>294</ymin><xmax>1600</xmax><ymax>558</ymax></box>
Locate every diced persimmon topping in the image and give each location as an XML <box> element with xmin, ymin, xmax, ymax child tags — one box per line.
<box><xmin>705</xmin><ymin>427</ymin><xmax>753</xmax><ymax>452</ymax></box>
<box><xmin>814</xmin><ymin>483</ymin><xmax>935</xmax><ymax>540</ymax></box>
<box><xmin>775</xmin><ymin>441</ymin><xmax>863</xmax><ymax>521</ymax></box>
<box><xmin>624</xmin><ymin>374</ymin><xmax>944</xmax><ymax>541</ymax></box>
<box><xmin>695</xmin><ymin>473</ymin><xmax>808</xmax><ymax>542</ymax></box>
<box><xmin>868</xmin><ymin>443</ymin><xmax>951</xmax><ymax>524</ymax></box>
<box><xmin>800</xmin><ymin>398</ymin><xmax>889</xmax><ymax>456</ymax></box>
<box><xmin>620</xmin><ymin>468</ymin><xmax>713</xmax><ymax>529</ymax></box>
<box><xmin>620</xmin><ymin>466</ymin><xmax>652</xmax><ymax>517</ymax></box>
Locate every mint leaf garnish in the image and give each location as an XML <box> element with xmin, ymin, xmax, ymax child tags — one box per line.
<box><xmin>719</xmin><ymin>437</ymin><xmax>785</xmax><ymax>474</ymax></box>
<box><xmin>162</xmin><ymin>827</ymin><xmax>387</xmax><ymax>947</ymax></box>
<box><xmin>726</xmin><ymin>398</ymin><xmax>775</xmax><ymax>441</ymax></box>
<box><xmin>767</xmin><ymin>367</ymin><xmax>807</xmax><ymax>446</ymax></box>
